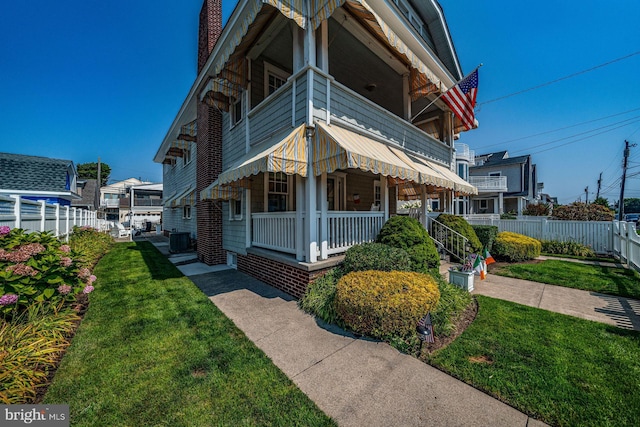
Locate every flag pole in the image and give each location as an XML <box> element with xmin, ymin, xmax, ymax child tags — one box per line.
<box><xmin>410</xmin><ymin>63</ymin><xmax>483</xmax><ymax>123</ymax></box>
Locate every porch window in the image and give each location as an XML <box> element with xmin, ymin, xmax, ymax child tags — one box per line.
<box><xmin>479</xmin><ymin>199</ymin><xmax>489</xmax><ymax>210</ymax></box>
<box><xmin>431</xmin><ymin>199</ymin><xmax>440</xmax><ymax>211</ymax></box>
<box><xmin>267</xmin><ymin>172</ymin><xmax>289</xmax><ymax>212</ymax></box>
<box><xmin>264</xmin><ymin>62</ymin><xmax>289</xmax><ymax>97</ymax></box>
<box><xmin>230</xmin><ymin>193</ymin><xmax>243</xmax><ymax>221</ymax></box>
<box><xmin>231</xmin><ymin>95</ymin><xmax>243</xmax><ymax>127</ymax></box>
<box><xmin>373</xmin><ymin>181</ymin><xmax>381</xmax><ymax>207</ymax></box>
<box><xmin>183</xmin><ymin>205</ymin><xmax>191</xmax><ymax>219</ymax></box>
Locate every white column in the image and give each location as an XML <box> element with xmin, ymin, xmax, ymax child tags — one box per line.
<box><xmin>403</xmin><ymin>74</ymin><xmax>411</xmax><ymax>120</ymax></box>
<box><xmin>499</xmin><ymin>192</ymin><xmax>504</xmax><ymax>214</ymax></box>
<box><xmin>319</xmin><ymin>172</ymin><xmax>328</xmax><ymax>260</ymax></box>
<box><xmin>420</xmin><ymin>185</ymin><xmax>428</xmax><ymax>229</ymax></box>
<box><xmin>11</xmin><ymin>195</ymin><xmax>21</xmax><ymax>229</ymax></box>
<box><xmin>39</xmin><ymin>200</ymin><xmax>46</xmax><ymax>232</ymax></box>
<box><xmin>245</xmin><ymin>189</ymin><xmax>252</xmax><ymax>249</ymax></box>
<box><xmin>54</xmin><ymin>203</ymin><xmax>60</xmax><ymax>237</ymax></box>
<box><xmin>296</xmin><ymin>175</ymin><xmax>305</xmax><ymax>261</ymax></box>
<box><xmin>305</xmin><ymin>173</ymin><xmax>317</xmax><ymax>263</ymax></box>
<box><xmin>317</xmin><ymin>21</ymin><xmax>328</xmax><ymax>72</ymax></box>
<box><xmin>382</xmin><ymin>175</ymin><xmax>389</xmax><ymax>222</ymax></box>
<box><xmin>64</xmin><ymin>206</ymin><xmax>70</xmax><ymax>242</ymax></box>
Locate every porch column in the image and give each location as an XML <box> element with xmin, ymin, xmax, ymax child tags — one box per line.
<box><xmin>493</xmin><ymin>197</ymin><xmax>498</xmax><ymax>214</ymax></box>
<box><xmin>382</xmin><ymin>175</ymin><xmax>389</xmax><ymax>222</ymax></box>
<box><xmin>295</xmin><ymin>176</ymin><xmax>304</xmax><ymax>261</ymax></box>
<box><xmin>317</xmin><ymin>21</ymin><xmax>328</xmax><ymax>72</ymax></box>
<box><xmin>420</xmin><ymin>185</ymin><xmax>428</xmax><ymax>228</ymax></box>
<box><xmin>403</xmin><ymin>74</ymin><xmax>411</xmax><ymax>120</ymax></box>
<box><xmin>499</xmin><ymin>192</ymin><xmax>504</xmax><ymax>214</ymax></box>
<box><xmin>245</xmin><ymin>188</ymin><xmax>252</xmax><ymax>249</ymax></box>
<box><xmin>518</xmin><ymin>197</ymin><xmax>523</xmax><ymax>216</ymax></box>
<box><xmin>319</xmin><ymin>172</ymin><xmax>328</xmax><ymax>260</ymax></box>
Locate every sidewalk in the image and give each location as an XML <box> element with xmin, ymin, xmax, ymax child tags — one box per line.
<box><xmin>440</xmin><ymin>260</ymin><xmax>640</xmax><ymax>331</ymax></box>
<box><xmin>137</xmin><ymin>234</ymin><xmax>545</xmax><ymax>427</ymax></box>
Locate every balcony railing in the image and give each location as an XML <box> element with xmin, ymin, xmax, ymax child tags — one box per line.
<box><xmin>251</xmin><ymin>211</ymin><xmax>385</xmax><ymax>256</ymax></box>
<box><xmin>468</xmin><ymin>176</ymin><xmax>508</xmax><ymax>192</ymax></box>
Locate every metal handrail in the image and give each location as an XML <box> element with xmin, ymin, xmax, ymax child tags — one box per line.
<box><xmin>427</xmin><ymin>217</ymin><xmax>470</xmax><ymax>261</ymax></box>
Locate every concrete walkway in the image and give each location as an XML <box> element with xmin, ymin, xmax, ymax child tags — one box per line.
<box><xmin>136</xmin><ymin>234</ymin><xmax>544</xmax><ymax>427</ymax></box>
<box><xmin>440</xmin><ymin>261</ymin><xmax>640</xmax><ymax>331</ymax></box>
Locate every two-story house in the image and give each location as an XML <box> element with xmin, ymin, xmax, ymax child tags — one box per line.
<box><xmin>154</xmin><ymin>0</ymin><xmax>477</xmax><ymax>297</ymax></box>
<box><xmin>0</xmin><ymin>152</ymin><xmax>79</xmax><ymax>205</ymax></box>
<box><xmin>468</xmin><ymin>150</ymin><xmax>538</xmax><ymax>215</ymax></box>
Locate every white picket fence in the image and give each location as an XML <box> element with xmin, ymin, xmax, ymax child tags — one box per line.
<box><xmin>0</xmin><ymin>195</ymin><xmax>108</xmax><ymax>240</ymax></box>
<box><xmin>465</xmin><ymin>216</ymin><xmax>640</xmax><ymax>271</ymax></box>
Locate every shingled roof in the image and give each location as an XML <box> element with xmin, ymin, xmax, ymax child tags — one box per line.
<box><xmin>0</xmin><ymin>152</ymin><xmax>76</xmax><ymax>193</ymax></box>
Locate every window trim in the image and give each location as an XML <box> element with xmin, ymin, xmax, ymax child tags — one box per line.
<box><xmin>264</xmin><ymin>172</ymin><xmax>292</xmax><ymax>212</ymax></box>
<box><xmin>264</xmin><ymin>62</ymin><xmax>290</xmax><ymax>98</ymax></box>
<box><xmin>229</xmin><ymin>192</ymin><xmax>243</xmax><ymax>221</ymax></box>
<box><xmin>230</xmin><ymin>94</ymin><xmax>243</xmax><ymax>128</ymax></box>
<box><xmin>479</xmin><ymin>199</ymin><xmax>489</xmax><ymax>210</ymax></box>
<box><xmin>183</xmin><ymin>204</ymin><xmax>192</xmax><ymax>220</ymax></box>
<box><xmin>182</xmin><ymin>146</ymin><xmax>192</xmax><ymax>167</ymax></box>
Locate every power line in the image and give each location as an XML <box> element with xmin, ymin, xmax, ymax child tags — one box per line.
<box><xmin>477</xmin><ymin>50</ymin><xmax>640</xmax><ymax>106</ymax></box>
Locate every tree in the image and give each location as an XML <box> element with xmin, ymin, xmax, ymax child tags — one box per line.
<box><xmin>593</xmin><ymin>197</ymin><xmax>611</xmax><ymax>210</ymax></box>
<box><xmin>551</xmin><ymin>202</ymin><xmax>614</xmax><ymax>221</ymax></box>
<box><xmin>77</xmin><ymin>162</ymin><xmax>111</xmax><ymax>187</ymax></box>
<box><xmin>624</xmin><ymin>198</ymin><xmax>640</xmax><ymax>213</ymax></box>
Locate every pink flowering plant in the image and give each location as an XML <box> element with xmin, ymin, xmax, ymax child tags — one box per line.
<box><xmin>0</xmin><ymin>228</ymin><xmax>96</xmax><ymax>315</ymax></box>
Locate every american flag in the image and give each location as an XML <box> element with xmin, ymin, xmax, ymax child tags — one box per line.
<box><xmin>441</xmin><ymin>69</ymin><xmax>479</xmax><ymax>131</ymax></box>
<box><xmin>417</xmin><ymin>313</ymin><xmax>435</xmax><ymax>343</ymax></box>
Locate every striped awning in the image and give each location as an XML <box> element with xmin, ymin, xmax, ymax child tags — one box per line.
<box><xmin>201</xmin><ymin>77</ymin><xmax>244</xmax><ymax>111</ymax></box>
<box><xmin>201</xmin><ymin>181</ymin><xmax>244</xmax><ymax>201</ymax></box>
<box><xmin>313</xmin><ymin>122</ymin><xmax>420</xmax><ymax>182</ymax></box>
<box><xmin>342</xmin><ymin>0</ymin><xmax>442</xmax><ymax>101</ymax></box>
<box><xmin>419</xmin><ymin>158</ymin><xmax>477</xmax><ymax>195</ymax></box>
<box><xmin>177</xmin><ymin>120</ymin><xmax>197</xmax><ymax>142</ymax></box>
<box><xmin>169</xmin><ymin>186</ymin><xmax>195</xmax><ymax>208</ymax></box>
<box><xmin>218</xmin><ymin>124</ymin><xmax>308</xmax><ymax>187</ymax></box>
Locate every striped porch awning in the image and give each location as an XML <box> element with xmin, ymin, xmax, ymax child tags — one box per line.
<box><xmin>418</xmin><ymin>158</ymin><xmax>477</xmax><ymax>195</ymax></box>
<box><xmin>313</xmin><ymin>122</ymin><xmax>420</xmax><ymax>183</ymax></box>
<box><xmin>201</xmin><ymin>125</ymin><xmax>307</xmax><ymax>202</ymax></box>
<box><xmin>201</xmin><ymin>181</ymin><xmax>244</xmax><ymax>201</ymax></box>
<box><xmin>201</xmin><ymin>76</ymin><xmax>244</xmax><ymax>111</ymax></box>
<box><xmin>177</xmin><ymin>120</ymin><xmax>197</xmax><ymax>142</ymax></box>
<box><xmin>168</xmin><ymin>186</ymin><xmax>195</xmax><ymax>208</ymax></box>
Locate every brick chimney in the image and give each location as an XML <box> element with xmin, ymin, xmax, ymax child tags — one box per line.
<box><xmin>198</xmin><ymin>0</ymin><xmax>223</xmax><ymax>74</ymax></box>
<box><xmin>196</xmin><ymin>0</ymin><xmax>225</xmax><ymax>265</ymax></box>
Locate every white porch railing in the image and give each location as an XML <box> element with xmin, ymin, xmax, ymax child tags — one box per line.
<box><xmin>468</xmin><ymin>176</ymin><xmax>508</xmax><ymax>192</ymax></box>
<box><xmin>251</xmin><ymin>211</ymin><xmax>385</xmax><ymax>256</ymax></box>
<box><xmin>0</xmin><ymin>195</ymin><xmax>105</xmax><ymax>239</ymax></box>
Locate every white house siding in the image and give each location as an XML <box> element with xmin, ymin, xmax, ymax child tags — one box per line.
<box><xmin>162</xmin><ymin>149</ymin><xmax>197</xmax><ymax>238</ymax></box>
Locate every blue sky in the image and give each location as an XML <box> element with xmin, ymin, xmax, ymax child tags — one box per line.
<box><xmin>1</xmin><ymin>1</ymin><xmax>639</xmax><ymax>204</ymax></box>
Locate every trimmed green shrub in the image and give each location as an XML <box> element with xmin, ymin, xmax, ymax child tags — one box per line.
<box><xmin>299</xmin><ymin>268</ymin><xmax>342</xmax><ymax>325</ymax></box>
<box><xmin>68</xmin><ymin>226</ymin><xmax>114</xmax><ymax>268</ymax></box>
<box><xmin>492</xmin><ymin>231</ymin><xmax>541</xmax><ymax>262</ymax></box>
<box><xmin>342</xmin><ymin>242</ymin><xmax>411</xmax><ymax>274</ymax></box>
<box><xmin>430</xmin><ymin>275</ymin><xmax>473</xmax><ymax>337</ymax></box>
<box><xmin>376</xmin><ymin>216</ymin><xmax>440</xmax><ymax>272</ymax></box>
<box><xmin>540</xmin><ymin>240</ymin><xmax>596</xmax><ymax>258</ymax></box>
<box><xmin>436</xmin><ymin>214</ymin><xmax>482</xmax><ymax>255</ymax></box>
<box><xmin>335</xmin><ymin>270</ymin><xmax>440</xmax><ymax>352</ymax></box>
<box><xmin>472</xmin><ymin>225</ymin><xmax>499</xmax><ymax>252</ymax></box>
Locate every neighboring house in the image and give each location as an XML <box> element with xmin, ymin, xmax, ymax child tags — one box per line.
<box><xmin>154</xmin><ymin>0</ymin><xmax>477</xmax><ymax>297</ymax></box>
<box><xmin>468</xmin><ymin>150</ymin><xmax>538</xmax><ymax>215</ymax></box>
<box><xmin>0</xmin><ymin>152</ymin><xmax>79</xmax><ymax>205</ymax></box>
<box><xmin>72</xmin><ymin>179</ymin><xmax>100</xmax><ymax>211</ymax></box>
<box><xmin>99</xmin><ymin>178</ymin><xmax>163</xmax><ymax>227</ymax></box>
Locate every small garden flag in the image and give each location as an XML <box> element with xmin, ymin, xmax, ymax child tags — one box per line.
<box><xmin>417</xmin><ymin>313</ymin><xmax>434</xmax><ymax>343</ymax></box>
<box><xmin>483</xmin><ymin>248</ymin><xmax>495</xmax><ymax>265</ymax></box>
<box><xmin>473</xmin><ymin>253</ymin><xmax>486</xmax><ymax>280</ymax></box>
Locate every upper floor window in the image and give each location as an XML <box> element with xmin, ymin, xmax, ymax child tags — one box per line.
<box><xmin>457</xmin><ymin>163</ymin><xmax>468</xmax><ymax>180</ymax></box>
<box><xmin>231</xmin><ymin>95</ymin><xmax>243</xmax><ymax>127</ymax></box>
<box><xmin>183</xmin><ymin>146</ymin><xmax>192</xmax><ymax>166</ymax></box>
<box><xmin>393</xmin><ymin>0</ymin><xmax>427</xmax><ymax>40</ymax></box>
<box><xmin>183</xmin><ymin>205</ymin><xmax>192</xmax><ymax>220</ymax></box>
<box><xmin>264</xmin><ymin>62</ymin><xmax>290</xmax><ymax>97</ymax></box>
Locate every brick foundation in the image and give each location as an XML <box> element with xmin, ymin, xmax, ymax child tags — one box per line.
<box><xmin>237</xmin><ymin>253</ymin><xmax>334</xmax><ymax>299</ymax></box>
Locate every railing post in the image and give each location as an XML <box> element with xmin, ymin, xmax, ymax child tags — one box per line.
<box><xmin>11</xmin><ymin>195</ymin><xmax>21</xmax><ymax>229</ymax></box>
<box><xmin>39</xmin><ymin>200</ymin><xmax>46</xmax><ymax>232</ymax></box>
<box><xmin>54</xmin><ymin>203</ymin><xmax>60</xmax><ymax>237</ymax></box>
<box><xmin>65</xmin><ymin>206</ymin><xmax>70</xmax><ymax>242</ymax></box>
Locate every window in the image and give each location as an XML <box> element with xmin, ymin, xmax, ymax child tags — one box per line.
<box><xmin>183</xmin><ymin>147</ymin><xmax>192</xmax><ymax>166</ymax></box>
<box><xmin>229</xmin><ymin>192</ymin><xmax>243</xmax><ymax>221</ymax></box>
<box><xmin>373</xmin><ymin>181</ymin><xmax>381</xmax><ymax>207</ymax></box>
<box><xmin>267</xmin><ymin>172</ymin><xmax>289</xmax><ymax>212</ymax></box>
<box><xmin>488</xmin><ymin>172</ymin><xmax>501</xmax><ymax>177</ymax></box>
<box><xmin>457</xmin><ymin>163</ymin><xmax>468</xmax><ymax>180</ymax></box>
<box><xmin>479</xmin><ymin>199</ymin><xmax>488</xmax><ymax>210</ymax></box>
<box><xmin>231</xmin><ymin>95</ymin><xmax>243</xmax><ymax>127</ymax></box>
<box><xmin>264</xmin><ymin>63</ymin><xmax>290</xmax><ymax>97</ymax></box>
<box><xmin>431</xmin><ymin>199</ymin><xmax>440</xmax><ymax>211</ymax></box>
<box><xmin>183</xmin><ymin>205</ymin><xmax>191</xmax><ymax>219</ymax></box>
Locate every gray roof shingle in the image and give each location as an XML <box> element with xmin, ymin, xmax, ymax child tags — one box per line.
<box><xmin>0</xmin><ymin>152</ymin><xmax>75</xmax><ymax>193</ymax></box>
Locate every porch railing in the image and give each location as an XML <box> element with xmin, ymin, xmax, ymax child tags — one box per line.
<box><xmin>251</xmin><ymin>211</ymin><xmax>385</xmax><ymax>256</ymax></box>
<box><xmin>427</xmin><ymin>216</ymin><xmax>470</xmax><ymax>262</ymax></box>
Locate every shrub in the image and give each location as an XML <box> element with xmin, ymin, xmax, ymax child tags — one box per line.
<box><xmin>551</xmin><ymin>202</ymin><xmax>615</xmax><ymax>221</ymax></box>
<box><xmin>492</xmin><ymin>231</ymin><xmax>541</xmax><ymax>262</ymax></box>
<box><xmin>342</xmin><ymin>242</ymin><xmax>411</xmax><ymax>274</ymax></box>
<box><xmin>0</xmin><ymin>301</ymin><xmax>79</xmax><ymax>403</ymax></box>
<box><xmin>335</xmin><ymin>270</ymin><xmax>440</xmax><ymax>352</ymax></box>
<box><xmin>376</xmin><ymin>216</ymin><xmax>440</xmax><ymax>272</ymax></box>
<box><xmin>523</xmin><ymin>203</ymin><xmax>551</xmax><ymax>216</ymax></box>
<box><xmin>68</xmin><ymin>226</ymin><xmax>114</xmax><ymax>268</ymax></box>
<box><xmin>299</xmin><ymin>268</ymin><xmax>342</xmax><ymax>325</ymax></box>
<box><xmin>0</xmin><ymin>228</ymin><xmax>98</xmax><ymax>314</ymax></box>
<box><xmin>430</xmin><ymin>275</ymin><xmax>473</xmax><ymax>337</ymax></box>
<box><xmin>436</xmin><ymin>214</ymin><xmax>482</xmax><ymax>256</ymax></box>
<box><xmin>472</xmin><ymin>225</ymin><xmax>499</xmax><ymax>252</ymax></box>
<box><xmin>540</xmin><ymin>240</ymin><xmax>596</xmax><ymax>258</ymax></box>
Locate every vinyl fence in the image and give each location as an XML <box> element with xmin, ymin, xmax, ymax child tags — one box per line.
<box><xmin>0</xmin><ymin>195</ymin><xmax>107</xmax><ymax>240</ymax></box>
<box><xmin>465</xmin><ymin>216</ymin><xmax>640</xmax><ymax>272</ymax></box>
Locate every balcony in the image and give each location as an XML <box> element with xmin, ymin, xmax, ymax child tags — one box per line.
<box><xmin>468</xmin><ymin>176</ymin><xmax>508</xmax><ymax>192</ymax></box>
<box><xmin>454</xmin><ymin>142</ymin><xmax>475</xmax><ymax>163</ymax></box>
<box><xmin>100</xmin><ymin>199</ymin><xmax>121</xmax><ymax>208</ymax></box>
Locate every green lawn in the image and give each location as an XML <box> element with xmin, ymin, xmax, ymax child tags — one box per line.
<box><xmin>43</xmin><ymin>241</ymin><xmax>335</xmax><ymax>427</ymax></box>
<box><xmin>493</xmin><ymin>259</ymin><xmax>640</xmax><ymax>299</ymax></box>
<box><xmin>428</xmin><ymin>296</ymin><xmax>640</xmax><ymax>427</ymax></box>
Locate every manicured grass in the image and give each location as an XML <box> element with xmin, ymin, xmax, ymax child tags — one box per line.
<box><xmin>493</xmin><ymin>259</ymin><xmax>640</xmax><ymax>299</ymax></box>
<box><xmin>541</xmin><ymin>253</ymin><xmax>617</xmax><ymax>263</ymax></box>
<box><xmin>44</xmin><ymin>242</ymin><xmax>335</xmax><ymax>427</ymax></box>
<box><xmin>428</xmin><ymin>296</ymin><xmax>640</xmax><ymax>427</ymax></box>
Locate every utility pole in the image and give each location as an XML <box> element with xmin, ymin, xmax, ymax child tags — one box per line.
<box><xmin>618</xmin><ymin>140</ymin><xmax>637</xmax><ymax>220</ymax></box>
<box><xmin>97</xmin><ymin>157</ymin><xmax>102</xmax><ymax>219</ymax></box>
<box><xmin>584</xmin><ymin>186</ymin><xmax>589</xmax><ymax>204</ymax></box>
<box><xmin>596</xmin><ymin>172</ymin><xmax>602</xmax><ymax>200</ymax></box>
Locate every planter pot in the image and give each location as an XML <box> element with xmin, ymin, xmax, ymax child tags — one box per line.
<box><xmin>448</xmin><ymin>269</ymin><xmax>474</xmax><ymax>292</ymax></box>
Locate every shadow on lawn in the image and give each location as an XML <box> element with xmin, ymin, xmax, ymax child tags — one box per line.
<box><xmin>130</xmin><ymin>241</ymin><xmax>185</xmax><ymax>280</ymax></box>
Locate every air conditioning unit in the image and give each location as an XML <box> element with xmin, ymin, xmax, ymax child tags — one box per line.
<box><xmin>169</xmin><ymin>232</ymin><xmax>190</xmax><ymax>253</ymax></box>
